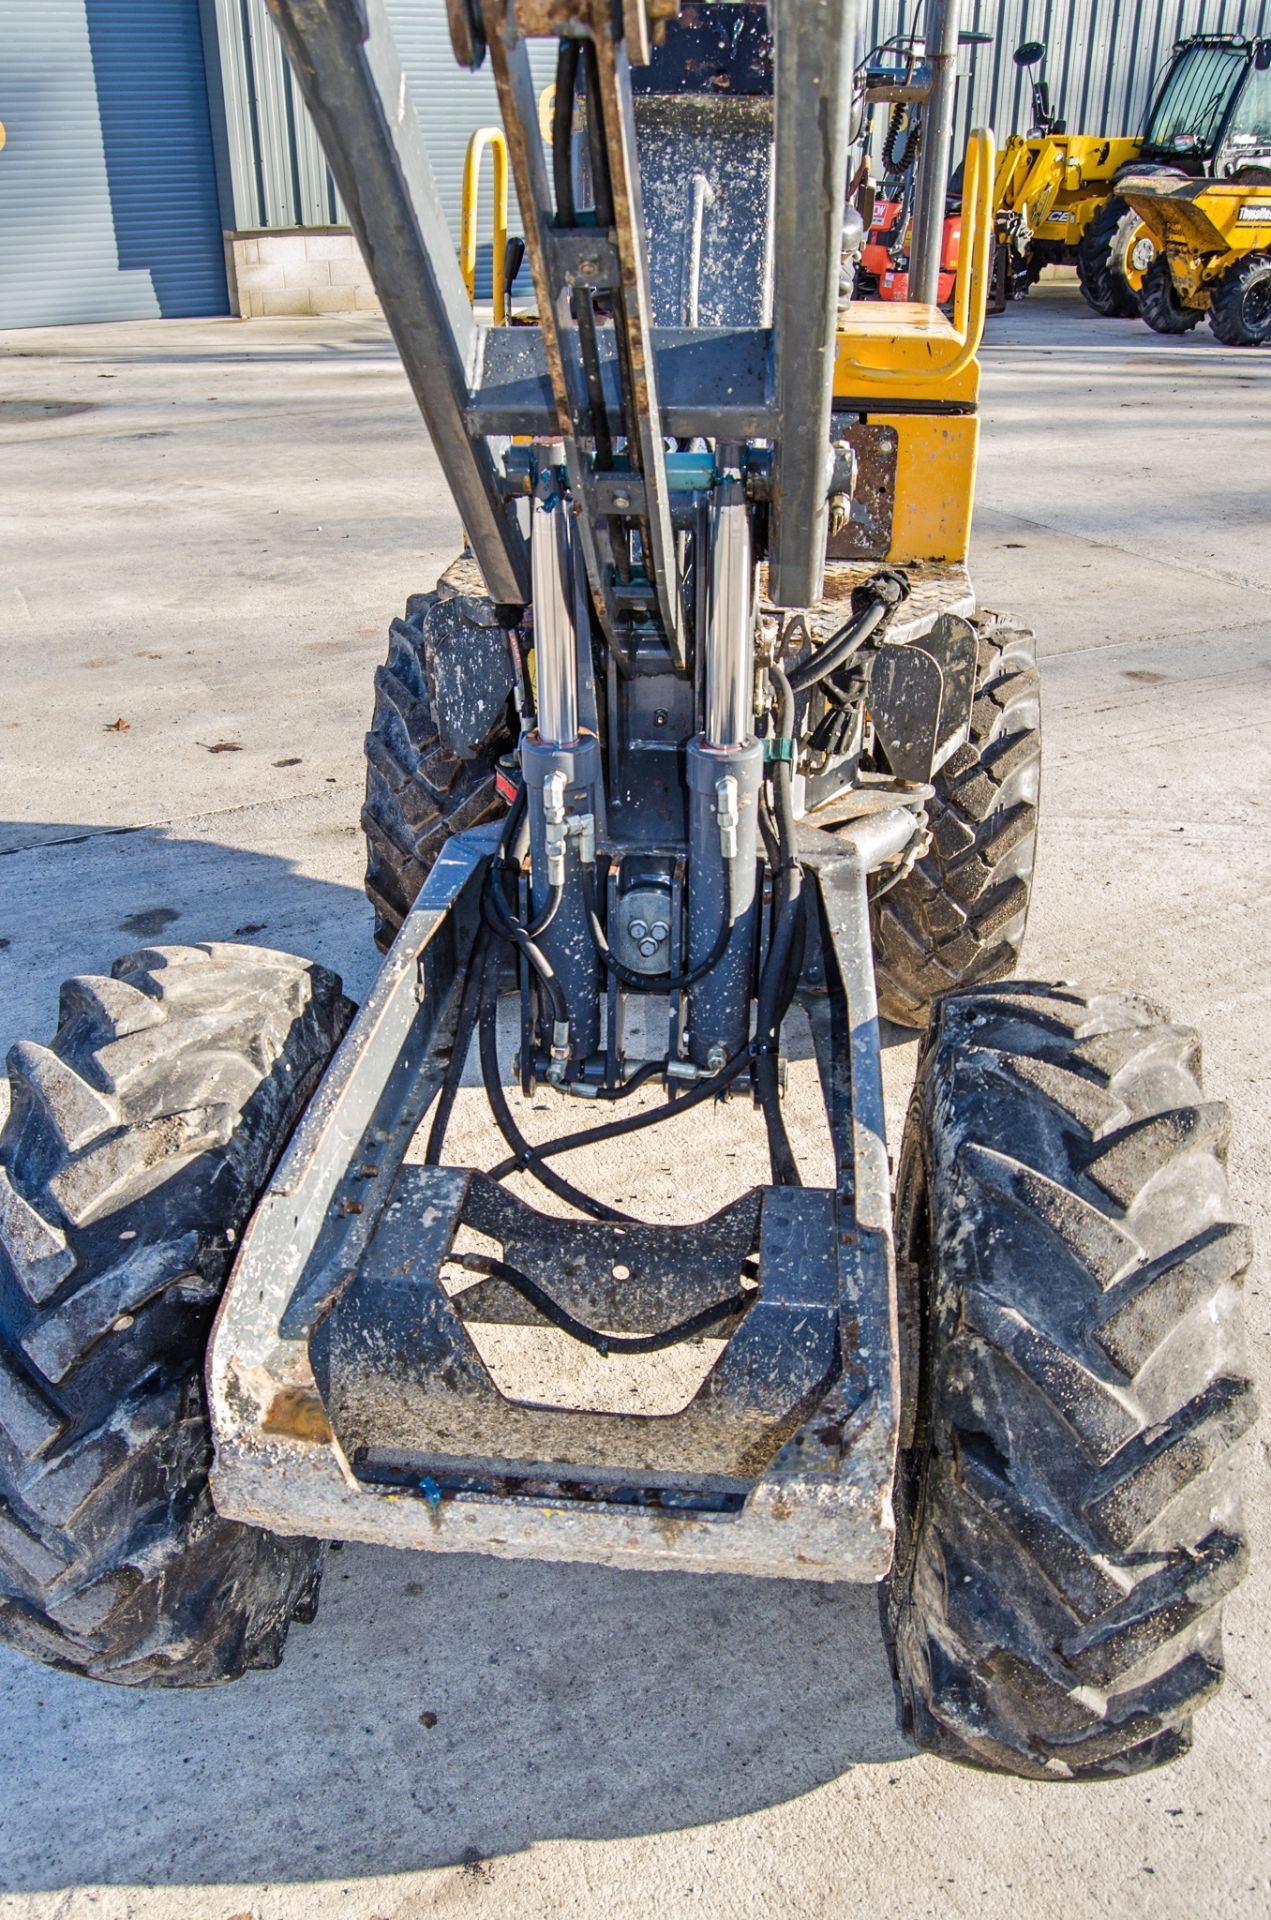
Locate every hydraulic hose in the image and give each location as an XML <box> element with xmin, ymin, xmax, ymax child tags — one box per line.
<box><xmin>481</xmin><ymin>781</ymin><xmax>569</xmax><ymax>1005</ymax></box>
<box><xmin>424</xmin><ymin>922</ymin><xmax>492</xmax><ymax>1167</ymax></box>
<box><xmin>488</xmin><ymin>1042</ymin><xmax>751</xmax><ymax>1179</ymax></box>
<box><xmin>476</xmin><ymin>937</ymin><xmax>631</xmax><ymax>1223</ymax></box>
<box><xmin>552</xmin><ymin>41</ymin><xmax>580</xmax><ymax>225</ymax></box>
<box><xmin>481</xmin><ymin>871</ymin><xmax>570</xmax><ymax>1032</ymax></box>
<box><xmin>754</xmin><ymin>662</ymin><xmax>803</xmax><ymax>1188</ymax></box>
<box><xmin>501</xmin><ymin>783</ymin><xmax>563</xmax><ymax>937</ymax></box>
<box><xmin>885</xmin><ymin>100</ymin><xmax>922</xmax><ymax>175</ymax></box>
<box><xmin>448</xmin><ymin>1252</ymin><xmax>750</xmax><ymax>1358</ymax></box>
<box><xmin>785</xmin><ymin>596</ymin><xmax>889</xmax><ymax>694</ymax></box>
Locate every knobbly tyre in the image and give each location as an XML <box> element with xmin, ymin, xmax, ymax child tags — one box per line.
<box><xmin>0</xmin><ymin>0</ymin><xmax>1254</xmax><ymax>1781</ymax></box>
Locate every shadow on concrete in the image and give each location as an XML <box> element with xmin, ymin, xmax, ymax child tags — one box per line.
<box><xmin>0</xmin><ymin>817</ymin><xmax>380</xmax><ymax>1056</ymax></box>
<box><xmin>0</xmin><ymin>1543</ymin><xmax>909</xmax><ymax>1892</ymax></box>
<box><xmin>0</xmin><ymin>825</ymin><xmax>913</xmax><ymax>1893</ymax></box>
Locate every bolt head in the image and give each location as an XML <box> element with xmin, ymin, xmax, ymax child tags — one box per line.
<box><xmin>638</xmin><ymin>938</ymin><xmax>659</xmax><ymax>958</ymax></box>
<box><xmin>612</xmin><ymin>493</ymin><xmax>631</xmax><ymax>510</ymax></box>
<box><xmin>629</xmin><ymin>919</ymin><xmax>649</xmax><ymax>941</ymax></box>
<box><xmin>650</xmin><ymin>921</ymin><xmax>669</xmax><ymax>942</ymax></box>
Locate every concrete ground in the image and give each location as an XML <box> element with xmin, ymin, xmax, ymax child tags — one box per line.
<box><xmin>0</xmin><ymin>283</ymin><xmax>1268</xmax><ymax>1919</ymax></box>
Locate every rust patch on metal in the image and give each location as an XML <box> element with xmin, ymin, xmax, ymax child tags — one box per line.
<box><xmin>262</xmin><ymin>1388</ymin><xmax>334</xmax><ymax>1445</ymax></box>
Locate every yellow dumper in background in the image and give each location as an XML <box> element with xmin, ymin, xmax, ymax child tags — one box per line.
<box><xmin>1124</xmin><ymin>180</ymin><xmax>1271</xmax><ymax>344</ymax></box>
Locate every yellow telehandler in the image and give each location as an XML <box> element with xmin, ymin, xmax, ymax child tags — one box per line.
<box><xmin>994</xmin><ymin>33</ymin><xmax>1271</xmax><ymax>315</ymax></box>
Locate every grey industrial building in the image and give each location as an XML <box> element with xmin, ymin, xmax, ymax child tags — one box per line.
<box><xmin>2</xmin><ymin>0</ymin><xmax>1270</xmax><ymax>330</ymax></box>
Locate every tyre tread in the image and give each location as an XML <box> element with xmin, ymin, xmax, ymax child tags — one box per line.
<box><xmin>885</xmin><ymin>982</ymin><xmax>1254</xmax><ymax>1780</ymax></box>
<box><xmin>0</xmin><ymin>944</ymin><xmax>350</xmax><ymax>1687</ymax></box>
<box><xmin>871</xmin><ymin>617</ymin><xmax>1041</xmax><ymax>1028</ymax></box>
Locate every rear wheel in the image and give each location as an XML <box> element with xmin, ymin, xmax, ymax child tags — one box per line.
<box><xmin>885</xmin><ymin>983</ymin><xmax>1254</xmax><ymax>1779</ymax></box>
<box><xmin>1076</xmin><ymin>198</ymin><xmax>1148</xmax><ymax>318</ymax></box>
<box><xmin>362</xmin><ymin>557</ymin><xmax>515</xmax><ymax>950</ymax></box>
<box><xmin>1139</xmin><ymin>254</ymin><xmax>1203</xmax><ymax>335</ymax></box>
<box><xmin>0</xmin><ymin>944</ymin><xmax>350</xmax><ymax>1686</ymax></box>
<box><xmin>870</xmin><ymin>615</ymin><xmax>1041</xmax><ymax>1029</ymax></box>
<box><xmin>1208</xmin><ymin>251</ymin><xmax>1271</xmax><ymax>347</ymax></box>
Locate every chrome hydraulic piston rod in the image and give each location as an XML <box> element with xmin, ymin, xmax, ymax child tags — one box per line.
<box><xmin>686</xmin><ymin>477</ymin><xmax>763</xmax><ymax>1069</ymax></box>
<box><xmin>522</xmin><ymin>479</ymin><xmax>602</xmax><ymax>1070</ymax></box>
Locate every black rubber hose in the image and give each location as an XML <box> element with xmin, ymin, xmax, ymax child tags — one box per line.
<box><xmin>583</xmin><ymin>860</ymin><xmax>736</xmax><ymax>993</ymax></box>
<box><xmin>489</xmin><ymin>783</ymin><xmax>563</xmax><ymax>938</ymax></box>
<box><xmin>552</xmin><ymin>41</ymin><xmax>580</xmax><ymax>225</ymax></box>
<box><xmin>424</xmin><ymin>923</ymin><xmax>492</xmax><ymax>1166</ymax></box>
<box><xmin>449</xmin><ymin>1253</ymin><xmax>750</xmax><ymax>1357</ymax></box>
<box><xmin>488</xmin><ymin>1042</ymin><xmax>751</xmax><ymax>1179</ymax></box>
<box><xmin>580</xmin><ymin>1059</ymin><xmax>666</xmax><ymax>1102</ymax></box>
<box><xmin>574</xmin><ymin>290</ymin><xmax>614</xmax><ymax>472</ymax></box>
<box><xmin>581</xmin><ymin>41</ymin><xmax>614</xmax><ymax>228</ymax></box>
<box><xmin>757</xmin><ymin>784</ymin><xmax>781</xmax><ymax>872</ymax></box>
<box><xmin>786</xmin><ymin>598</ymin><xmax>888</xmax><ymax>694</ymax></box>
<box><xmin>755</xmin><ymin>663</ymin><xmax>803</xmax><ymax>1187</ymax></box>
<box><xmin>482</xmin><ymin>875</ymin><xmax>570</xmax><ymax>1032</ymax></box>
<box><xmin>525</xmin><ymin>881</ymin><xmax>564</xmax><ymax>940</ymax></box>
<box><xmin>885</xmin><ymin>100</ymin><xmax>921</xmax><ymax>175</ymax></box>
<box><xmin>476</xmin><ymin>938</ymin><xmax>631</xmax><ymax>1224</ymax></box>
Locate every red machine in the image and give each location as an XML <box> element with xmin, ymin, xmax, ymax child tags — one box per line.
<box><xmin>862</xmin><ymin>197</ymin><xmax>962</xmax><ymax>302</ymax></box>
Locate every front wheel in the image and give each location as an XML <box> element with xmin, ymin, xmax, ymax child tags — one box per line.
<box><xmin>1138</xmin><ymin>254</ymin><xmax>1203</xmax><ymax>335</ymax></box>
<box><xmin>362</xmin><ymin>558</ymin><xmax>515</xmax><ymax>951</ymax></box>
<box><xmin>0</xmin><ymin>944</ymin><xmax>350</xmax><ymax>1686</ymax></box>
<box><xmin>870</xmin><ymin>615</ymin><xmax>1041</xmax><ymax>1028</ymax></box>
<box><xmin>1076</xmin><ymin>197</ymin><xmax>1147</xmax><ymax>318</ymax></box>
<box><xmin>1208</xmin><ymin>251</ymin><xmax>1271</xmax><ymax>347</ymax></box>
<box><xmin>885</xmin><ymin>983</ymin><xmax>1255</xmax><ymax>1779</ymax></box>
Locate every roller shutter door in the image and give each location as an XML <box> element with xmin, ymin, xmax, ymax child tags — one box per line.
<box><xmin>0</xmin><ymin>1</ymin><xmax>228</xmax><ymax>328</ymax></box>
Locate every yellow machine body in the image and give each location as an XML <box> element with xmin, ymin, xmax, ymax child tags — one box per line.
<box><xmin>832</xmin><ymin>131</ymin><xmax>993</xmax><ymax>565</ymax></box>
<box><xmin>994</xmin><ymin>132</ymin><xmax>1142</xmax><ymax>251</ymax></box>
<box><xmin>1122</xmin><ymin>180</ymin><xmax>1271</xmax><ymax>304</ymax></box>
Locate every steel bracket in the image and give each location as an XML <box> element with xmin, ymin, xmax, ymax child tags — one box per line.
<box><xmin>208</xmin><ymin>814</ymin><xmax>909</xmax><ymax>1583</ymax></box>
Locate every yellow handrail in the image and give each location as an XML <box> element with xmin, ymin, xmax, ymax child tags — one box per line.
<box><xmin>460</xmin><ymin>127</ymin><xmax>509</xmax><ymax>325</ymax></box>
<box><xmin>845</xmin><ymin>127</ymin><xmax>995</xmax><ymax>385</ymax></box>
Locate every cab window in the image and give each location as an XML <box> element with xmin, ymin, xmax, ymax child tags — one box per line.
<box><xmin>1146</xmin><ymin>44</ymin><xmax>1247</xmax><ymax>154</ymax></box>
<box><xmin>1225</xmin><ymin>54</ymin><xmax>1271</xmax><ymax>155</ymax></box>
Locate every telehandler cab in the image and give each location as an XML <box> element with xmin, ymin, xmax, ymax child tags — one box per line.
<box><xmin>0</xmin><ymin>0</ymin><xmax>1253</xmax><ymax>1783</ymax></box>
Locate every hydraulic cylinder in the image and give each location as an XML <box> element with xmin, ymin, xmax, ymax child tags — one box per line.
<box><xmin>522</xmin><ymin>482</ymin><xmax>602</xmax><ymax>1072</ymax></box>
<box><xmin>686</xmin><ymin>475</ymin><xmax>761</xmax><ymax>1068</ymax></box>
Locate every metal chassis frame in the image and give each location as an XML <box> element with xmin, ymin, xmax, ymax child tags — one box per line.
<box><xmin>208</xmin><ymin>811</ymin><xmax>910</xmax><ymax>1583</ymax></box>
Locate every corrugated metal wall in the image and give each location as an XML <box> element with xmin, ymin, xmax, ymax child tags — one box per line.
<box><xmin>210</xmin><ymin>1</ymin><xmax>1271</xmax><ymax>244</ymax></box>
<box><xmin>0</xmin><ymin>0</ymin><xmax>228</xmax><ymax>329</ymax></box>
<box><xmin>206</xmin><ymin>0</ymin><xmax>554</xmax><ymax>288</ymax></box>
<box><xmin>863</xmin><ymin>0</ymin><xmax>1271</xmax><ymax>151</ymax></box>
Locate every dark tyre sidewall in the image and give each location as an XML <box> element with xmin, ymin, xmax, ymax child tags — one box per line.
<box><xmin>1140</xmin><ymin>254</ymin><xmax>1203</xmax><ymax>333</ymax></box>
<box><xmin>0</xmin><ymin>947</ymin><xmax>349</xmax><ymax>1687</ymax></box>
<box><xmin>1210</xmin><ymin>255</ymin><xmax>1271</xmax><ymax>347</ymax></box>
